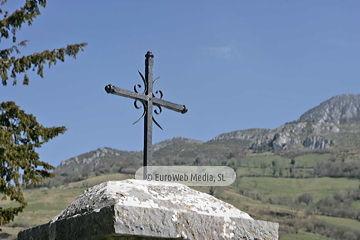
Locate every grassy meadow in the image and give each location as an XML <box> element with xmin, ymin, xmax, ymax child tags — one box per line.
<box><xmin>1</xmin><ymin>151</ymin><xmax>360</xmax><ymax>240</ymax></box>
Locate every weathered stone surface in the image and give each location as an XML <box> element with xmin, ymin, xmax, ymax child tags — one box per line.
<box><xmin>18</xmin><ymin>180</ymin><xmax>279</xmax><ymax>240</ymax></box>
<box><xmin>303</xmin><ymin>135</ymin><xmax>334</xmax><ymax>149</ymax></box>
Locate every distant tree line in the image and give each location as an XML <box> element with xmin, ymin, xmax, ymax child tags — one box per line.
<box><xmin>238</xmin><ymin>186</ymin><xmax>360</xmax><ymax>221</ymax></box>
<box><xmin>305</xmin><ymin>190</ymin><xmax>360</xmax><ymax>219</ymax></box>
<box><xmin>238</xmin><ymin>188</ymin><xmax>360</xmax><ymax>239</ymax></box>
<box><xmin>314</xmin><ymin>161</ymin><xmax>360</xmax><ymax>178</ymax></box>
<box><xmin>282</xmin><ymin>216</ymin><xmax>360</xmax><ymax>240</ymax></box>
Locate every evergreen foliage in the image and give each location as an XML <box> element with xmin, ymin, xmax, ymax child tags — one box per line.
<box><xmin>0</xmin><ymin>102</ymin><xmax>66</xmax><ymax>226</ymax></box>
<box><xmin>0</xmin><ymin>0</ymin><xmax>87</xmax><ymax>227</ymax></box>
<box><xmin>0</xmin><ymin>0</ymin><xmax>87</xmax><ymax>86</ymax></box>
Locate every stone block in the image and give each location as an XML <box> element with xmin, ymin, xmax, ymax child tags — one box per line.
<box><xmin>18</xmin><ymin>180</ymin><xmax>278</xmax><ymax>240</ymax></box>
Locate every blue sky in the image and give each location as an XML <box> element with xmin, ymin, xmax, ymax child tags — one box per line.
<box><xmin>1</xmin><ymin>0</ymin><xmax>359</xmax><ymax>167</ymax></box>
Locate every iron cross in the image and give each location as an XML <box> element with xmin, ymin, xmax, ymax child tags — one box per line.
<box><xmin>105</xmin><ymin>51</ymin><xmax>188</xmax><ymax>179</ymax></box>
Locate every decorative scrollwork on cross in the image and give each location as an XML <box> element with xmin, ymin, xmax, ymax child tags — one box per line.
<box><xmin>132</xmin><ymin>70</ymin><xmax>164</xmax><ymax>130</ymax></box>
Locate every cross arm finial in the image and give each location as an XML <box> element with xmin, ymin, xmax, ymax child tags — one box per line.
<box><xmin>181</xmin><ymin>106</ymin><xmax>188</xmax><ymax>114</ymax></box>
<box><xmin>105</xmin><ymin>84</ymin><xmax>114</xmax><ymax>94</ymax></box>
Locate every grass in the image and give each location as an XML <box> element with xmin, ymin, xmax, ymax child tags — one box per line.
<box><xmin>352</xmin><ymin>200</ymin><xmax>360</xmax><ymax>210</ymax></box>
<box><xmin>214</xmin><ymin>187</ymin><xmax>295</xmax><ymax>214</ymax></box>
<box><xmin>294</xmin><ymin>154</ymin><xmax>331</xmax><ymax>168</ymax></box>
<box><xmin>280</xmin><ymin>232</ymin><xmax>332</xmax><ymax>240</ymax></box>
<box><xmin>236</xmin><ymin>166</ymin><xmax>272</xmax><ymax>176</ymax></box>
<box><xmin>236</xmin><ymin>166</ymin><xmax>314</xmax><ymax>178</ymax></box>
<box><xmin>1</xmin><ymin>188</ymin><xmax>86</xmax><ymax>229</ymax></box>
<box><xmin>240</xmin><ymin>155</ymin><xmax>289</xmax><ymax>168</ymax></box>
<box><xmin>67</xmin><ymin>173</ymin><xmax>134</xmax><ymax>188</ymax></box>
<box><xmin>237</xmin><ymin>177</ymin><xmax>360</xmax><ymax>202</ymax></box>
<box><xmin>0</xmin><ymin>227</ymin><xmax>24</xmax><ymax>240</ymax></box>
<box><xmin>315</xmin><ymin>215</ymin><xmax>360</xmax><ymax>230</ymax></box>
<box><xmin>238</xmin><ymin>153</ymin><xmax>331</xmax><ymax>169</ymax></box>
<box><xmin>235</xmin><ymin>152</ymin><xmax>332</xmax><ymax>178</ymax></box>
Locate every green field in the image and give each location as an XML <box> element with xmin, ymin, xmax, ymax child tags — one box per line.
<box><xmin>352</xmin><ymin>201</ymin><xmax>360</xmax><ymax>210</ymax></box>
<box><xmin>67</xmin><ymin>173</ymin><xmax>134</xmax><ymax>188</ymax></box>
<box><xmin>234</xmin><ymin>152</ymin><xmax>333</xmax><ymax>179</ymax></box>
<box><xmin>281</xmin><ymin>232</ymin><xmax>332</xmax><ymax>240</ymax></box>
<box><xmin>293</xmin><ymin>154</ymin><xmax>331</xmax><ymax>168</ymax></box>
<box><xmin>235</xmin><ymin>177</ymin><xmax>360</xmax><ymax>202</ymax></box>
<box><xmin>239</xmin><ymin>153</ymin><xmax>331</xmax><ymax>169</ymax></box>
<box><xmin>240</xmin><ymin>155</ymin><xmax>289</xmax><ymax>168</ymax></box>
<box><xmin>1</xmin><ymin>188</ymin><xmax>86</xmax><ymax>229</ymax></box>
<box><xmin>315</xmin><ymin>215</ymin><xmax>360</xmax><ymax>230</ymax></box>
<box><xmin>236</xmin><ymin>166</ymin><xmax>314</xmax><ymax>178</ymax></box>
<box><xmin>1</xmin><ymin>172</ymin><xmax>360</xmax><ymax>239</ymax></box>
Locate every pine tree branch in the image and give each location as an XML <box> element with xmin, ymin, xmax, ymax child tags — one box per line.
<box><xmin>0</xmin><ymin>42</ymin><xmax>88</xmax><ymax>85</ymax></box>
<box><xmin>0</xmin><ymin>0</ymin><xmax>46</xmax><ymax>42</ymax></box>
<box><xmin>0</xmin><ymin>101</ymin><xmax>64</xmax><ymax>225</ymax></box>
<box><xmin>0</xmin><ymin>40</ymin><xmax>28</xmax><ymax>59</ymax></box>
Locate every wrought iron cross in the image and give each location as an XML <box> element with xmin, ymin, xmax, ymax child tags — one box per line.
<box><xmin>104</xmin><ymin>51</ymin><xmax>188</xmax><ymax>179</ymax></box>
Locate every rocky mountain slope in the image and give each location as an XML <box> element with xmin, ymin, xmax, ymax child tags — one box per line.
<box><xmin>210</xmin><ymin>94</ymin><xmax>360</xmax><ymax>151</ymax></box>
<box><xmin>210</xmin><ymin>120</ymin><xmax>341</xmax><ymax>151</ymax></box>
<box><xmin>54</xmin><ymin>94</ymin><xmax>360</xmax><ymax>179</ymax></box>
<box><xmin>299</xmin><ymin>94</ymin><xmax>360</xmax><ymax>124</ymax></box>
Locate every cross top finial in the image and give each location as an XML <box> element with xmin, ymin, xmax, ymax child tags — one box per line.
<box><xmin>145</xmin><ymin>51</ymin><xmax>154</xmax><ymax>58</ymax></box>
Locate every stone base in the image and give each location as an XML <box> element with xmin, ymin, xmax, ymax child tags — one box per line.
<box><xmin>18</xmin><ymin>180</ymin><xmax>278</xmax><ymax>240</ymax></box>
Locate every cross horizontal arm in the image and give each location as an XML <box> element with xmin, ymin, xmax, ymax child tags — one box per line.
<box><xmin>105</xmin><ymin>85</ymin><xmax>148</xmax><ymax>102</ymax></box>
<box><xmin>153</xmin><ymin>98</ymin><xmax>188</xmax><ymax>114</ymax></box>
<box><xmin>105</xmin><ymin>84</ymin><xmax>188</xmax><ymax>114</ymax></box>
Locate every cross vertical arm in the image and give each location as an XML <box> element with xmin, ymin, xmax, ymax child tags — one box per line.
<box><xmin>144</xmin><ymin>51</ymin><xmax>154</xmax><ymax>179</ymax></box>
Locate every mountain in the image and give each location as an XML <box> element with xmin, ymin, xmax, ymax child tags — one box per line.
<box><xmin>51</xmin><ymin>93</ymin><xmax>360</xmax><ymax>184</ymax></box>
<box><xmin>210</xmin><ymin>120</ymin><xmax>343</xmax><ymax>150</ymax></box>
<box><xmin>299</xmin><ymin>94</ymin><xmax>360</xmax><ymax>124</ymax></box>
<box><xmin>210</xmin><ymin>94</ymin><xmax>360</xmax><ymax>151</ymax></box>
<box><xmin>152</xmin><ymin>137</ymin><xmax>204</xmax><ymax>151</ymax></box>
<box><xmin>53</xmin><ymin>137</ymin><xmax>207</xmax><ymax>184</ymax></box>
